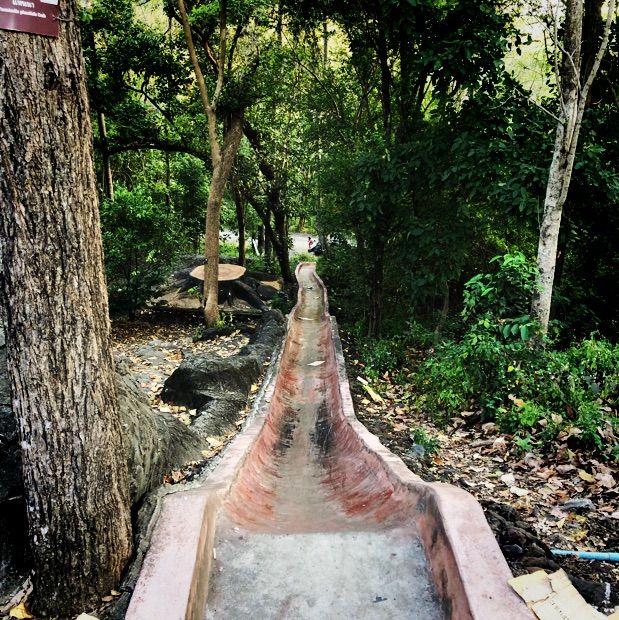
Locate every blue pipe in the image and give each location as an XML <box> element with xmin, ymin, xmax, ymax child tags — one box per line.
<box><xmin>551</xmin><ymin>549</ymin><xmax>619</xmax><ymax>562</ymax></box>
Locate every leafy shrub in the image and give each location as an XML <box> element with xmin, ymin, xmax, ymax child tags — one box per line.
<box><xmin>462</xmin><ymin>251</ymin><xmax>539</xmax><ymax>342</ymax></box>
<box><xmin>410</xmin><ymin>427</ymin><xmax>440</xmax><ymax>455</ymax></box>
<box><xmin>317</xmin><ymin>243</ymin><xmax>366</xmax><ymax>324</ymax></box>
<box><xmin>219</xmin><ymin>239</ymin><xmax>239</xmax><ymax>257</ymax></box>
<box><xmin>359</xmin><ymin>338</ymin><xmax>405</xmax><ymax>374</ymax></box>
<box><xmin>290</xmin><ymin>251</ymin><xmax>317</xmax><ymax>274</ymax></box>
<box><xmin>416</xmin><ymin>255</ymin><xmax>619</xmax><ymax>454</ymax></box>
<box><xmin>101</xmin><ymin>187</ymin><xmax>180</xmax><ymax>317</ymax></box>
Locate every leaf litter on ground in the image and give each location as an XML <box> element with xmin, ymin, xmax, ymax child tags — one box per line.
<box><xmin>341</xmin><ymin>333</ymin><xmax>618</xmax><ymax>613</ymax></box>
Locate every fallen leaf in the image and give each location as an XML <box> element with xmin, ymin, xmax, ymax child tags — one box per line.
<box><xmin>482</xmin><ymin>422</ymin><xmax>498</xmax><ymax>435</ymax></box>
<box><xmin>307</xmin><ymin>360</ymin><xmax>325</xmax><ymax>366</ymax></box>
<box><xmin>501</xmin><ymin>473</ymin><xmax>516</xmax><ymax>486</ymax></box>
<box><xmin>577</xmin><ymin>470</ymin><xmax>595</xmax><ymax>483</ymax></box>
<box><xmin>492</xmin><ymin>437</ymin><xmax>508</xmax><ymax>453</ymax></box>
<box><xmin>510</xmin><ymin>486</ymin><xmax>530</xmax><ymax>497</ymax></box>
<box><xmin>556</xmin><ymin>464</ymin><xmax>576</xmax><ymax>475</ymax></box>
<box><xmin>9</xmin><ymin>603</ymin><xmax>33</xmax><ymax>619</ymax></box>
<box><xmin>595</xmin><ymin>472</ymin><xmax>616</xmax><ymax>488</ymax></box>
<box><xmin>362</xmin><ymin>384</ymin><xmax>383</xmax><ymax>403</ymax></box>
<box><xmin>206</xmin><ymin>436</ymin><xmax>224</xmax><ymax>449</ymax></box>
<box><xmin>569</xmin><ymin>529</ymin><xmax>589</xmax><ymax>542</ymax></box>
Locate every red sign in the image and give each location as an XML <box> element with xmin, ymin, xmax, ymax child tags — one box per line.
<box><xmin>0</xmin><ymin>0</ymin><xmax>59</xmax><ymax>37</ymax></box>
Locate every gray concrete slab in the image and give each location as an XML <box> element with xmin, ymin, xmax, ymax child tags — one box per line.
<box><xmin>206</xmin><ymin>524</ymin><xmax>441</xmax><ymax>620</ymax></box>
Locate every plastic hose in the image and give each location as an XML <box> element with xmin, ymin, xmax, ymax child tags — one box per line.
<box><xmin>551</xmin><ymin>549</ymin><xmax>619</xmax><ymax>562</ymax></box>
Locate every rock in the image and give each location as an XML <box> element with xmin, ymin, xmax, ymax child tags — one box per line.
<box><xmin>561</xmin><ymin>498</ymin><xmax>595</xmax><ymax>513</ymax></box>
<box><xmin>407</xmin><ymin>444</ymin><xmax>426</xmax><ymax>459</ymax></box>
<box><xmin>191</xmin><ymin>396</ymin><xmax>248</xmax><ymax>438</ymax></box>
<box><xmin>194</xmin><ymin>325</ymin><xmax>236</xmax><ymax>342</ymax></box>
<box><xmin>503</xmin><ymin>526</ymin><xmax>529</xmax><ymax>547</ymax></box>
<box><xmin>502</xmin><ymin>544</ymin><xmax>524</xmax><ymax>559</ymax></box>
<box><xmin>525</xmin><ymin>542</ymin><xmax>551</xmax><ymax>558</ymax></box>
<box><xmin>257</xmin><ymin>284</ymin><xmax>279</xmax><ymax>301</ymax></box>
<box><xmin>240</xmin><ymin>310</ymin><xmax>285</xmax><ymax>360</ymax></box>
<box><xmin>162</xmin><ymin>310</ymin><xmax>284</xmax><ymax>436</ymax></box>
<box><xmin>161</xmin><ymin>353</ymin><xmax>261</xmax><ymax>410</ymax></box>
<box><xmin>522</xmin><ymin>556</ymin><xmax>560</xmax><ymax>571</ymax></box>
<box><xmin>567</xmin><ymin>573</ymin><xmax>615</xmax><ymax>608</ymax></box>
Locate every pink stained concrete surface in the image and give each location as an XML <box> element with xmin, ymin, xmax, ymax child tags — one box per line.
<box><xmin>126</xmin><ymin>263</ymin><xmax>533</xmax><ymax>620</ymax></box>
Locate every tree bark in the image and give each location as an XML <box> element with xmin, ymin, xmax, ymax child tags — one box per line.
<box><xmin>178</xmin><ymin>0</ymin><xmax>245</xmax><ymax>326</ymax></box>
<box><xmin>0</xmin><ymin>3</ymin><xmax>133</xmax><ymax>614</ymax></box>
<box><xmin>203</xmin><ymin>113</ymin><xmax>244</xmax><ymax>325</ymax></box>
<box><xmin>367</xmin><ymin>239</ymin><xmax>385</xmax><ymax>339</ymax></box>
<box><xmin>97</xmin><ymin>110</ymin><xmax>114</xmax><ymax>201</ymax></box>
<box><xmin>531</xmin><ymin>0</ymin><xmax>615</xmax><ymax>333</ymax></box>
<box><xmin>232</xmin><ymin>177</ymin><xmax>246</xmax><ymax>266</ymax></box>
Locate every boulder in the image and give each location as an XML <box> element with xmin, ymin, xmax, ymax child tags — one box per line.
<box><xmin>162</xmin><ymin>310</ymin><xmax>285</xmax><ymax>437</ymax></box>
<box><xmin>257</xmin><ymin>284</ymin><xmax>279</xmax><ymax>301</ymax></box>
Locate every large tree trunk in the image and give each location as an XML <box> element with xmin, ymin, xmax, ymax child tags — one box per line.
<box><xmin>531</xmin><ymin>0</ymin><xmax>615</xmax><ymax>333</ymax></box>
<box><xmin>0</xmin><ymin>3</ymin><xmax>133</xmax><ymax>615</ymax></box>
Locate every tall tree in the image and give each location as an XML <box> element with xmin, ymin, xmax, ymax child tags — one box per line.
<box><xmin>177</xmin><ymin>0</ymin><xmax>244</xmax><ymax>326</ymax></box>
<box><xmin>0</xmin><ymin>1</ymin><xmax>132</xmax><ymax>614</ymax></box>
<box><xmin>531</xmin><ymin>0</ymin><xmax>616</xmax><ymax>332</ymax></box>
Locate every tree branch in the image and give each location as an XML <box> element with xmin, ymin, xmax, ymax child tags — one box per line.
<box><xmin>177</xmin><ymin>0</ymin><xmax>221</xmax><ymax>167</ymax></box>
<box><xmin>213</xmin><ymin>0</ymin><xmax>227</xmax><ymax>103</ymax></box>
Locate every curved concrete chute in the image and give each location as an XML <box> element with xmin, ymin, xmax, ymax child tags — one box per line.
<box><xmin>127</xmin><ymin>263</ymin><xmax>532</xmax><ymax>620</ymax></box>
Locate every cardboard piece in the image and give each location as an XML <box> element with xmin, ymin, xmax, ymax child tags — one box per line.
<box><xmin>509</xmin><ymin>569</ymin><xmax>618</xmax><ymax>620</ymax></box>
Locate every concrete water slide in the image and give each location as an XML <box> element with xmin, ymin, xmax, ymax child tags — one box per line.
<box><xmin>126</xmin><ymin>263</ymin><xmax>532</xmax><ymax>620</ymax></box>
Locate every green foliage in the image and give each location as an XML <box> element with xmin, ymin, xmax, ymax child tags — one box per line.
<box><xmin>271</xmin><ymin>291</ymin><xmax>294</xmax><ymax>315</ymax></box>
<box><xmin>359</xmin><ymin>338</ymin><xmax>404</xmax><ymax>374</ymax></box>
<box><xmin>100</xmin><ymin>187</ymin><xmax>181</xmax><ymax>316</ymax></box>
<box><xmin>462</xmin><ymin>252</ymin><xmax>539</xmax><ymax>343</ymax></box>
<box><xmin>219</xmin><ymin>239</ymin><xmax>239</xmax><ymax>257</ymax></box>
<box><xmin>409</xmin><ymin>428</ymin><xmax>440</xmax><ymax>455</ymax></box>
<box><xmin>416</xmin><ymin>256</ymin><xmax>618</xmax><ymax>454</ymax></box>
<box><xmin>316</xmin><ymin>244</ymin><xmax>366</xmax><ymax>325</ymax></box>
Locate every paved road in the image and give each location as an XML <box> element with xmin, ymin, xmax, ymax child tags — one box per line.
<box><xmin>221</xmin><ymin>230</ymin><xmax>317</xmax><ymax>256</ymax></box>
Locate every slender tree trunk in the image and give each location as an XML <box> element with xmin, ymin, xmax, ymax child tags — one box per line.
<box><xmin>273</xmin><ymin>210</ymin><xmax>292</xmax><ymax>283</ymax></box>
<box><xmin>367</xmin><ymin>239</ymin><xmax>385</xmax><ymax>338</ymax></box>
<box><xmin>203</xmin><ymin>114</ymin><xmax>244</xmax><ymax>325</ymax></box>
<box><xmin>97</xmin><ymin>111</ymin><xmax>114</xmax><ymax>201</ymax></box>
<box><xmin>178</xmin><ymin>0</ymin><xmax>244</xmax><ymax>326</ymax></box>
<box><xmin>257</xmin><ymin>224</ymin><xmax>265</xmax><ymax>255</ymax></box>
<box><xmin>232</xmin><ymin>178</ymin><xmax>246</xmax><ymax>266</ymax></box>
<box><xmin>264</xmin><ymin>221</ymin><xmax>273</xmax><ymax>263</ymax></box>
<box><xmin>531</xmin><ymin>0</ymin><xmax>615</xmax><ymax>333</ymax></box>
<box><xmin>0</xmin><ymin>6</ymin><xmax>132</xmax><ymax>615</ymax></box>
<box><xmin>434</xmin><ymin>282</ymin><xmax>450</xmax><ymax>344</ymax></box>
